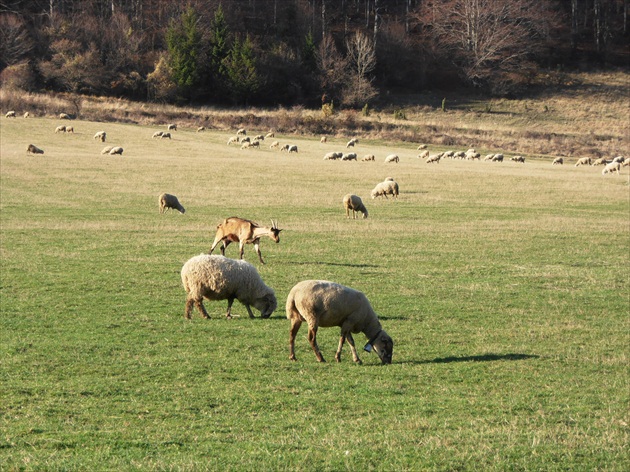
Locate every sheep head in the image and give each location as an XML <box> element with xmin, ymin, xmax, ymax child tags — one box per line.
<box><xmin>365</xmin><ymin>330</ymin><xmax>394</xmax><ymax>364</ymax></box>
<box><xmin>254</xmin><ymin>291</ymin><xmax>277</xmax><ymax>319</ymax></box>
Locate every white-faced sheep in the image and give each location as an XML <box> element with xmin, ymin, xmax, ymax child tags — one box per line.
<box><xmin>510</xmin><ymin>155</ymin><xmax>525</xmax><ymax>163</ymax></box>
<box><xmin>161</xmin><ymin>132</ymin><xmax>172</xmax><ymax>139</ymax></box>
<box><xmin>94</xmin><ymin>131</ymin><xmax>107</xmax><ymax>142</ymax></box>
<box><xmin>343</xmin><ymin>194</ymin><xmax>368</xmax><ymax>219</ymax></box>
<box><xmin>602</xmin><ymin>162</ymin><xmax>621</xmax><ymax>175</ymax></box>
<box><xmin>362</xmin><ymin>154</ymin><xmax>375</xmax><ymax>161</ymax></box>
<box><xmin>418</xmin><ymin>150</ymin><xmax>429</xmax><ymax>159</ymax></box>
<box><xmin>269</xmin><ymin>140</ymin><xmax>280</xmax><ymax>149</ymax></box>
<box><xmin>426</xmin><ymin>154</ymin><xmax>441</xmax><ymax>164</ymax></box>
<box><xmin>59</xmin><ymin>113</ymin><xmax>70</xmax><ymax>120</ymax></box>
<box><xmin>181</xmin><ymin>254</ymin><xmax>277</xmax><ymax>320</ymax></box>
<box><xmin>167</xmin><ymin>124</ymin><xmax>177</xmax><ymax>131</ymax></box>
<box><xmin>320</xmin><ymin>136</ymin><xmax>327</xmax><ymax>144</ymax></box>
<box><xmin>342</xmin><ymin>152</ymin><xmax>357</xmax><ymax>161</ymax></box>
<box><xmin>286</xmin><ymin>280</ymin><xmax>393</xmax><ymax>364</ymax></box>
<box><xmin>27</xmin><ymin>144</ymin><xmax>44</xmax><ymax>154</ymax></box>
<box><xmin>575</xmin><ymin>157</ymin><xmax>592</xmax><ymax>167</ymax></box>
<box><xmin>158</xmin><ymin>193</ymin><xmax>186</xmax><ymax>214</ymax></box>
<box><xmin>346</xmin><ymin>138</ymin><xmax>358</xmax><ymax>148</ymax></box>
<box><xmin>109</xmin><ymin>147</ymin><xmax>124</xmax><ymax>155</ymax></box>
<box><xmin>384</xmin><ymin>154</ymin><xmax>399</xmax><ymax>164</ymax></box>
<box><xmin>371</xmin><ymin>180</ymin><xmax>399</xmax><ymax>199</ymax></box>
<box><xmin>55</xmin><ymin>125</ymin><xmax>66</xmax><ymax>133</ymax></box>
<box><xmin>5</xmin><ymin>111</ymin><xmax>16</xmax><ymax>118</ymax></box>
<box><xmin>236</xmin><ymin>128</ymin><xmax>246</xmax><ymax>136</ymax></box>
<box><xmin>552</xmin><ymin>157</ymin><xmax>563</xmax><ymax>165</ymax></box>
<box><xmin>101</xmin><ymin>146</ymin><xmax>113</xmax><ymax>154</ymax></box>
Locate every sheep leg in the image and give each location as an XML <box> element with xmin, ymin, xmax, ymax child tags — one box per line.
<box><xmin>345</xmin><ymin>333</ymin><xmax>362</xmax><ymax>364</ymax></box>
<box><xmin>245</xmin><ymin>304</ymin><xmax>255</xmax><ymax>319</ymax></box>
<box><xmin>185</xmin><ymin>298</ymin><xmax>195</xmax><ymax>319</ymax></box>
<box><xmin>307</xmin><ymin>326</ymin><xmax>326</xmax><ymax>362</ymax></box>
<box><xmin>194</xmin><ymin>299</ymin><xmax>210</xmax><ymax>319</ymax></box>
<box><xmin>254</xmin><ymin>242</ymin><xmax>265</xmax><ymax>264</ymax></box>
<box><xmin>289</xmin><ymin>318</ymin><xmax>302</xmax><ymax>361</ymax></box>
<box><xmin>226</xmin><ymin>297</ymin><xmax>235</xmax><ymax>319</ymax></box>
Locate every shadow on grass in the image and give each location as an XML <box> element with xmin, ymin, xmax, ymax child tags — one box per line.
<box><xmin>412</xmin><ymin>353</ymin><xmax>539</xmax><ymax>364</ymax></box>
<box><xmin>286</xmin><ymin>261</ymin><xmax>380</xmax><ymax>268</ymax></box>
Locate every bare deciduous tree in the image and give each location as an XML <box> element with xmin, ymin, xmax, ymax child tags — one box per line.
<box><xmin>343</xmin><ymin>30</ymin><xmax>378</xmax><ymax>106</ymax></box>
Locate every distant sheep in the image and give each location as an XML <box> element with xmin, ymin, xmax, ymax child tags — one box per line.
<box><xmin>197</xmin><ymin>126</ymin><xmax>206</xmax><ymax>132</ymax></box>
<box><xmin>612</xmin><ymin>156</ymin><xmax>625</xmax><ymax>164</ymax></box>
<box><xmin>59</xmin><ymin>113</ymin><xmax>70</xmax><ymax>119</ymax></box>
<box><xmin>324</xmin><ymin>152</ymin><xmax>341</xmax><ymax>160</ymax></box>
<box><xmin>241</xmin><ymin>141</ymin><xmax>252</xmax><ymax>149</ymax></box>
<box><xmin>159</xmin><ymin>193</ymin><xmax>186</xmax><ymax>214</ymax></box>
<box><xmin>65</xmin><ymin>126</ymin><xmax>74</xmax><ymax>133</ymax></box>
<box><xmin>343</xmin><ymin>194</ymin><xmax>368</xmax><ymax>219</ymax></box>
<box><xmin>426</xmin><ymin>154</ymin><xmax>441</xmax><ymax>164</ymax></box>
<box><xmin>55</xmin><ymin>125</ymin><xmax>66</xmax><ymax>133</ymax></box>
<box><xmin>94</xmin><ymin>131</ymin><xmax>107</xmax><ymax>142</ymax></box>
<box><xmin>236</xmin><ymin>128</ymin><xmax>246</xmax><ymax>136</ymax></box>
<box><xmin>167</xmin><ymin>124</ymin><xmax>177</xmax><ymax>131</ymax></box>
<box><xmin>286</xmin><ymin>280</ymin><xmax>393</xmax><ymax>364</ymax></box>
<box><xmin>384</xmin><ymin>154</ymin><xmax>399</xmax><ymax>164</ymax></box>
<box><xmin>371</xmin><ymin>179</ymin><xmax>399</xmax><ymax>199</ymax></box>
<box><xmin>510</xmin><ymin>155</ymin><xmax>525</xmax><ymax>163</ymax></box>
<box><xmin>592</xmin><ymin>157</ymin><xmax>609</xmax><ymax>166</ymax></box>
<box><xmin>181</xmin><ymin>254</ymin><xmax>277</xmax><ymax>320</ymax></box>
<box><xmin>552</xmin><ymin>157</ymin><xmax>563</xmax><ymax>165</ymax></box>
<box><xmin>602</xmin><ymin>162</ymin><xmax>621</xmax><ymax>175</ymax></box>
<box><xmin>341</xmin><ymin>152</ymin><xmax>357</xmax><ymax>161</ymax></box>
<box><xmin>417</xmin><ymin>144</ymin><xmax>427</xmax><ymax>150</ymax></box>
<box><xmin>109</xmin><ymin>147</ymin><xmax>124</xmax><ymax>155</ymax></box>
<box><xmin>227</xmin><ymin>136</ymin><xmax>239</xmax><ymax>145</ymax></box>
<box><xmin>27</xmin><ymin>144</ymin><xmax>44</xmax><ymax>154</ymax></box>
<box><xmin>240</xmin><ymin>136</ymin><xmax>251</xmax><ymax>144</ymax></box>
<box><xmin>5</xmin><ymin>111</ymin><xmax>16</xmax><ymax>118</ymax></box>
<box><xmin>269</xmin><ymin>140</ymin><xmax>280</xmax><ymax>149</ymax></box>
<box><xmin>265</xmin><ymin>132</ymin><xmax>275</xmax><ymax>139</ymax></box>
<box><xmin>254</xmin><ymin>134</ymin><xmax>265</xmax><ymax>141</ymax></box>
<box><xmin>622</xmin><ymin>158</ymin><xmax>630</xmax><ymax>167</ymax></box>
<box><xmin>160</xmin><ymin>132</ymin><xmax>172</xmax><ymax>139</ymax></box>
<box><xmin>153</xmin><ymin>131</ymin><xmax>164</xmax><ymax>139</ymax></box>
<box><xmin>346</xmin><ymin>138</ymin><xmax>358</xmax><ymax>148</ymax></box>
<box><xmin>362</xmin><ymin>154</ymin><xmax>375</xmax><ymax>161</ymax></box>
<box><xmin>101</xmin><ymin>146</ymin><xmax>113</xmax><ymax>154</ymax></box>
<box><xmin>575</xmin><ymin>157</ymin><xmax>591</xmax><ymax>167</ymax></box>
<box><xmin>418</xmin><ymin>150</ymin><xmax>429</xmax><ymax>159</ymax></box>
<box><xmin>250</xmin><ymin>140</ymin><xmax>261</xmax><ymax>148</ymax></box>
<box><xmin>484</xmin><ymin>154</ymin><xmax>495</xmax><ymax>161</ymax></box>
<box><xmin>23</xmin><ymin>112</ymin><xmax>29</xmax><ymax>118</ymax></box>
<box><xmin>320</xmin><ymin>136</ymin><xmax>327</xmax><ymax>144</ymax></box>
<box><xmin>491</xmin><ymin>154</ymin><xmax>504</xmax><ymax>162</ymax></box>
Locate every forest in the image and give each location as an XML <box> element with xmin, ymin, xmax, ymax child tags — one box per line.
<box><xmin>1</xmin><ymin>0</ymin><xmax>628</xmax><ymax>107</ymax></box>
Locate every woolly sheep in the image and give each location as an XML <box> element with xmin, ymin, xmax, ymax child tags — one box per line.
<box><xmin>65</xmin><ymin>126</ymin><xmax>74</xmax><ymax>133</ymax></box>
<box><xmin>227</xmin><ymin>136</ymin><xmax>239</xmax><ymax>145</ymax></box>
<box><xmin>323</xmin><ymin>152</ymin><xmax>339</xmax><ymax>160</ymax></box>
<box><xmin>101</xmin><ymin>146</ymin><xmax>113</xmax><ymax>154</ymax></box>
<box><xmin>236</xmin><ymin>128</ymin><xmax>246</xmax><ymax>135</ymax></box>
<box><xmin>444</xmin><ymin>151</ymin><xmax>455</xmax><ymax>158</ymax></box>
<box><xmin>27</xmin><ymin>144</ymin><xmax>44</xmax><ymax>154</ymax></box>
<box><xmin>153</xmin><ymin>131</ymin><xmax>164</xmax><ymax>139</ymax></box>
<box><xmin>5</xmin><ymin>111</ymin><xmax>16</xmax><ymax>118</ymax></box>
<box><xmin>622</xmin><ymin>158</ymin><xmax>630</xmax><ymax>167</ymax></box>
<box><xmin>94</xmin><ymin>131</ymin><xmax>107</xmax><ymax>142</ymax></box>
<box><xmin>371</xmin><ymin>180</ymin><xmax>399</xmax><ymax>199</ymax></box>
<box><xmin>23</xmin><ymin>112</ymin><xmax>29</xmax><ymax>118</ymax></box>
<box><xmin>286</xmin><ymin>280</ymin><xmax>394</xmax><ymax>364</ymax></box>
<box><xmin>612</xmin><ymin>156</ymin><xmax>625</xmax><ymax>164</ymax></box>
<box><xmin>181</xmin><ymin>254</ymin><xmax>277</xmax><ymax>320</ymax></box>
<box><xmin>384</xmin><ymin>154</ymin><xmax>399</xmax><ymax>164</ymax></box>
<box><xmin>109</xmin><ymin>146</ymin><xmax>124</xmax><ymax>155</ymax></box>
<box><xmin>362</xmin><ymin>154</ymin><xmax>375</xmax><ymax>161</ymax></box>
<box><xmin>55</xmin><ymin>125</ymin><xmax>66</xmax><ymax>133</ymax></box>
<box><xmin>167</xmin><ymin>123</ymin><xmax>177</xmax><ymax>131</ymax></box>
<box><xmin>250</xmin><ymin>140</ymin><xmax>261</xmax><ymax>148</ymax></box>
<box><xmin>418</xmin><ymin>150</ymin><xmax>429</xmax><ymax>159</ymax></box>
<box><xmin>552</xmin><ymin>157</ymin><xmax>563</xmax><ymax>165</ymax></box>
<box><xmin>159</xmin><ymin>193</ymin><xmax>186</xmax><ymax>214</ymax></box>
<box><xmin>320</xmin><ymin>136</ymin><xmax>327</xmax><ymax>143</ymax></box>
<box><xmin>269</xmin><ymin>140</ymin><xmax>280</xmax><ymax>149</ymax></box>
<box><xmin>161</xmin><ymin>132</ymin><xmax>172</xmax><ymax>139</ymax></box>
<box><xmin>426</xmin><ymin>154</ymin><xmax>441</xmax><ymax>164</ymax></box>
<box><xmin>510</xmin><ymin>155</ymin><xmax>525</xmax><ymax>163</ymax></box>
<box><xmin>341</xmin><ymin>152</ymin><xmax>357</xmax><ymax>161</ymax></box>
<box><xmin>575</xmin><ymin>157</ymin><xmax>591</xmax><ymax>167</ymax></box>
<box><xmin>491</xmin><ymin>154</ymin><xmax>504</xmax><ymax>162</ymax></box>
<box><xmin>417</xmin><ymin>144</ymin><xmax>427</xmax><ymax>150</ymax></box>
<box><xmin>467</xmin><ymin>152</ymin><xmax>481</xmax><ymax>160</ymax></box>
<box><xmin>281</xmin><ymin>144</ymin><xmax>298</xmax><ymax>153</ymax></box>
<box><xmin>240</xmin><ymin>136</ymin><xmax>251</xmax><ymax>144</ymax></box>
<box><xmin>59</xmin><ymin>113</ymin><xmax>70</xmax><ymax>119</ymax></box>
<box><xmin>241</xmin><ymin>142</ymin><xmax>252</xmax><ymax>149</ymax></box>
<box><xmin>346</xmin><ymin>138</ymin><xmax>358</xmax><ymax>148</ymax></box>
<box><xmin>254</xmin><ymin>134</ymin><xmax>265</xmax><ymax>141</ymax></box>
<box><xmin>592</xmin><ymin>157</ymin><xmax>609</xmax><ymax>166</ymax></box>
<box><xmin>265</xmin><ymin>132</ymin><xmax>275</xmax><ymax>139</ymax></box>
<box><xmin>484</xmin><ymin>154</ymin><xmax>495</xmax><ymax>161</ymax></box>
<box><xmin>602</xmin><ymin>162</ymin><xmax>621</xmax><ymax>175</ymax></box>
<box><xmin>343</xmin><ymin>194</ymin><xmax>368</xmax><ymax>219</ymax></box>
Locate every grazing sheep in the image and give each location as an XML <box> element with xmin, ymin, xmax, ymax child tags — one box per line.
<box><xmin>55</xmin><ymin>125</ymin><xmax>66</xmax><ymax>133</ymax></box>
<box><xmin>602</xmin><ymin>162</ymin><xmax>621</xmax><ymax>175</ymax></box>
<box><xmin>227</xmin><ymin>136</ymin><xmax>239</xmax><ymax>145</ymax></box>
<box><xmin>59</xmin><ymin>113</ymin><xmax>70</xmax><ymax>119</ymax></box>
<box><xmin>65</xmin><ymin>126</ymin><xmax>74</xmax><ymax>133</ymax></box>
<box><xmin>282</xmin><ymin>144</ymin><xmax>298</xmax><ymax>153</ymax></box>
<box><xmin>240</xmin><ymin>136</ymin><xmax>251</xmax><ymax>144</ymax></box>
<box><xmin>467</xmin><ymin>152</ymin><xmax>481</xmax><ymax>160</ymax></box>
<box><xmin>418</xmin><ymin>150</ymin><xmax>429</xmax><ymax>159</ymax></box>
<box><xmin>286</xmin><ymin>280</ymin><xmax>393</xmax><ymax>364</ymax></box>
<box><xmin>269</xmin><ymin>140</ymin><xmax>280</xmax><ymax>149</ymax></box>
<box><xmin>161</xmin><ymin>132</ymin><xmax>172</xmax><ymax>139</ymax></box>
<box><xmin>484</xmin><ymin>154</ymin><xmax>495</xmax><ymax>161</ymax></box>
<box><xmin>324</xmin><ymin>152</ymin><xmax>339</xmax><ymax>160</ymax></box>
<box><xmin>23</xmin><ymin>112</ymin><xmax>29</xmax><ymax>118</ymax></box>
<box><xmin>101</xmin><ymin>146</ymin><xmax>113</xmax><ymax>154</ymax></box>
<box><xmin>26</xmin><ymin>144</ymin><xmax>44</xmax><ymax>154</ymax></box>
<box><xmin>622</xmin><ymin>158</ymin><xmax>630</xmax><ymax>167</ymax></box>
<box><xmin>181</xmin><ymin>254</ymin><xmax>277</xmax><ymax>320</ymax></box>
<box><xmin>280</xmin><ymin>144</ymin><xmax>290</xmax><ymax>152</ymax></box>
<box><xmin>167</xmin><ymin>124</ymin><xmax>177</xmax><ymax>131</ymax></box>
<box><xmin>417</xmin><ymin>144</ymin><xmax>427</xmax><ymax>150</ymax></box>
<box><xmin>250</xmin><ymin>140</ymin><xmax>261</xmax><ymax>148</ymax></box>
<box><xmin>346</xmin><ymin>138</ymin><xmax>358</xmax><ymax>148</ymax></box>
<box><xmin>254</xmin><ymin>134</ymin><xmax>265</xmax><ymax>141</ymax></box>
<box><xmin>158</xmin><ymin>193</ymin><xmax>186</xmax><ymax>214</ymax></box>
<box><xmin>94</xmin><ymin>131</ymin><xmax>107</xmax><ymax>142</ymax></box>
<box><xmin>552</xmin><ymin>157</ymin><xmax>563</xmax><ymax>165</ymax></box>
<box><xmin>510</xmin><ymin>155</ymin><xmax>525</xmax><ymax>163</ymax></box>
<box><xmin>491</xmin><ymin>154</ymin><xmax>504</xmax><ymax>162</ymax></box>
<box><xmin>612</xmin><ymin>156</ymin><xmax>625</xmax><ymax>164</ymax></box>
<box><xmin>320</xmin><ymin>136</ymin><xmax>327</xmax><ymax>143</ymax></box>
<box><xmin>592</xmin><ymin>157</ymin><xmax>609</xmax><ymax>166</ymax></box>
<box><xmin>444</xmin><ymin>151</ymin><xmax>455</xmax><ymax>158</ymax></box>
<box><xmin>343</xmin><ymin>194</ymin><xmax>368</xmax><ymax>219</ymax></box>
<box><xmin>240</xmin><ymin>142</ymin><xmax>251</xmax><ymax>149</ymax></box>
<box><xmin>197</xmin><ymin>126</ymin><xmax>206</xmax><ymax>132</ymax></box>
<box><xmin>384</xmin><ymin>154</ymin><xmax>399</xmax><ymax>164</ymax></box>
<box><xmin>265</xmin><ymin>132</ymin><xmax>275</xmax><ymax>139</ymax></box>
<box><xmin>5</xmin><ymin>111</ymin><xmax>16</xmax><ymax>118</ymax></box>
<box><xmin>426</xmin><ymin>154</ymin><xmax>441</xmax><ymax>164</ymax></box>
<box><xmin>371</xmin><ymin>180</ymin><xmax>399</xmax><ymax>199</ymax></box>
<box><xmin>109</xmin><ymin>147</ymin><xmax>124</xmax><ymax>155</ymax></box>
<box><xmin>236</xmin><ymin>128</ymin><xmax>246</xmax><ymax>136</ymax></box>
<box><xmin>575</xmin><ymin>157</ymin><xmax>592</xmax><ymax>167</ymax></box>
<box><xmin>341</xmin><ymin>152</ymin><xmax>357</xmax><ymax>161</ymax></box>
<box><xmin>209</xmin><ymin>217</ymin><xmax>282</xmax><ymax>265</ymax></box>
<box><xmin>362</xmin><ymin>154</ymin><xmax>375</xmax><ymax>161</ymax></box>
<box><xmin>153</xmin><ymin>131</ymin><xmax>164</xmax><ymax>139</ymax></box>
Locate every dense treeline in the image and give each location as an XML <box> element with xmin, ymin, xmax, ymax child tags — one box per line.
<box><xmin>1</xmin><ymin>0</ymin><xmax>628</xmax><ymax>106</ymax></box>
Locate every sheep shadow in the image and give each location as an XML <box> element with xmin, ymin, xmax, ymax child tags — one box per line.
<box><xmin>286</xmin><ymin>261</ymin><xmax>380</xmax><ymax>269</ymax></box>
<box><xmin>406</xmin><ymin>353</ymin><xmax>539</xmax><ymax>365</ymax></box>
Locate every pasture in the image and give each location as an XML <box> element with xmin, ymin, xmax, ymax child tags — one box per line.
<box><xmin>1</xmin><ymin>115</ymin><xmax>628</xmax><ymax>470</ymax></box>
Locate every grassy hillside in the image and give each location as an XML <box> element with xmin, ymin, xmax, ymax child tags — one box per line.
<box><xmin>0</xmin><ymin>115</ymin><xmax>628</xmax><ymax>470</ymax></box>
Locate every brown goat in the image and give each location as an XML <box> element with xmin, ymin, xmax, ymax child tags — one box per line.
<box><xmin>209</xmin><ymin>217</ymin><xmax>281</xmax><ymax>264</ymax></box>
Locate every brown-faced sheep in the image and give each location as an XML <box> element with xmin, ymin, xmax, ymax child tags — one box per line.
<box><xmin>343</xmin><ymin>194</ymin><xmax>368</xmax><ymax>219</ymax></box>
<box><xmin>158</xmin><ymin>193</ymin><xmax>185</xmax><ymax>214</ymax></box>
<box><xmin>286</xmin><ymin>280</ymin><xmax>393</xmax><ymax>364</ymax></box>
<box><xmin>371</xmin><ymin>180</ymin><xmax>399</xmax><ymax>199</ymax></box>
<box><xmin>65</xmin><ymin>126</ymin><xmax>74</xmax><ymax>133</ymax></box>
<box><xmin>27</xmin><ymin>144</ymin><xmax>44</xmax><ymax>154</ymax></box>
<box><xmin>181</xmin><ymin>254</ymin><xmax>277</xmax><ymax>320</ymax></box>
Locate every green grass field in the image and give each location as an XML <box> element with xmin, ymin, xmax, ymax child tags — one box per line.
<box><xmin>1</xmin><ymin>116</ymin><xmax>628</xmax><ymax>470</ymax></box>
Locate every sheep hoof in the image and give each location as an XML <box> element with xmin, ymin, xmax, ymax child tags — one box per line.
<box><xmin>289</xmin><ymin>355</ymin><xmax>297</xmax><ymax>362</ymax></box>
